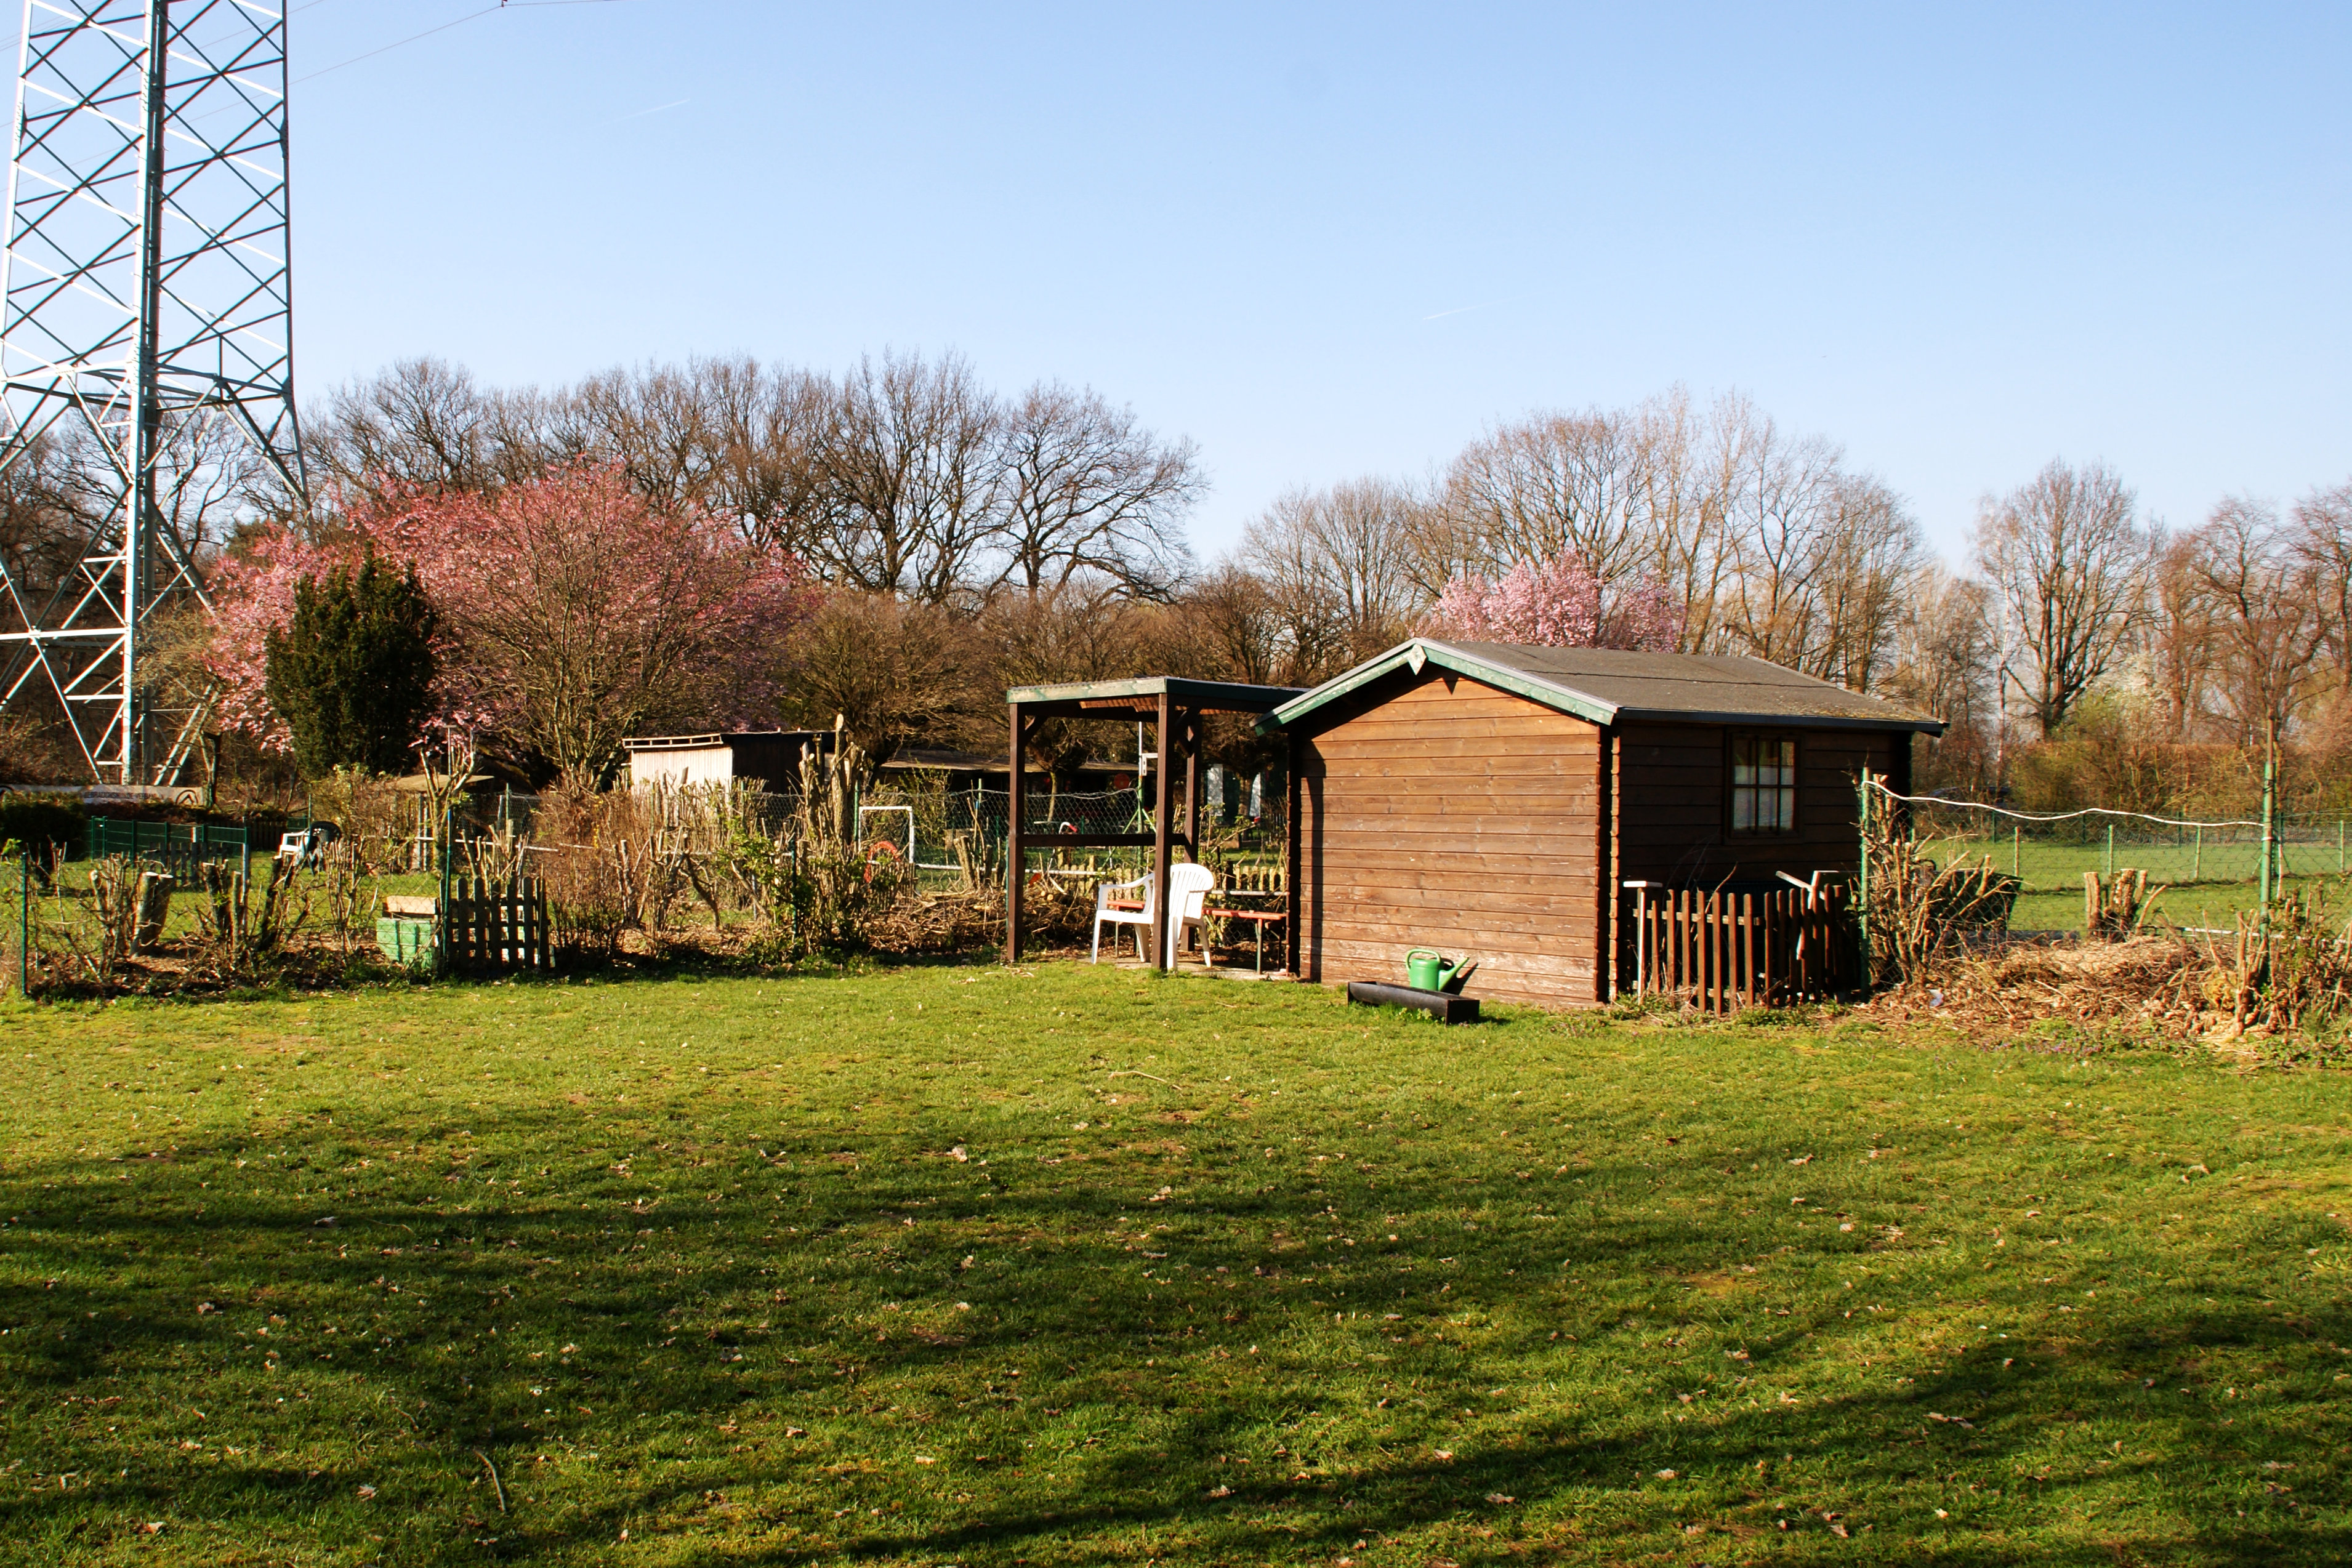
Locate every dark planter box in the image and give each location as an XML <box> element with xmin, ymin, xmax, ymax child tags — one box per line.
<box><xmin>1345</xmin><ymin>981</ymin><xmax>1480</xmax><ymax>1024</ymax></box>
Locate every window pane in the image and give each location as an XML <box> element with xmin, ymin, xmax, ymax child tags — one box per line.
<box><xmin>1732</xmin><ymin>789</ymin><xmax>1755</xmax><ymax>832</ymax></box>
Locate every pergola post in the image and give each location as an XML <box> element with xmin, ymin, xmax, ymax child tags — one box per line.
<box><xmin>1151</xmin><ymin>690</ymin><xmax>1173</xmax><ymax>970</ymax></box>
<box><xmin>1182</xmin><ymin>710</ymin><xmax>1201</xmax><ymax>848</ymax></box>
<box><xmin>1005</xmin><ymin>699</ymin><xmax>1025</xmax><ymax>965</ymax></box>
<box><xmin>1285</xmin><ymin>730</ymin><xmax>1303</xmax><ymax>980</ymax></box>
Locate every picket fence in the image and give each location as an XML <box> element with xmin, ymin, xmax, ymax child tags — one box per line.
<box><xmin>1627</xmin><ymin>879</ymin><xmax>1856</xmax><ymax>1012</ymax></box>
<box><xmin>441</xmin><ymin>875</ymin><xmax>554</xmax><ymax>973</ymax></box>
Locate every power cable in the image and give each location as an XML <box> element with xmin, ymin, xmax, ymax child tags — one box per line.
<box><xmin>292</xmin><ymin>0</ymin><xmax>646</xmax><ymax>89</ymax></box>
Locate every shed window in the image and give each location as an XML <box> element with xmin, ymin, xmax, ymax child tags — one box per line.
<box><xmin>1730</xmin><ymin>734</ymin><xmax>1797</xmax><ymax>834</ymax></box>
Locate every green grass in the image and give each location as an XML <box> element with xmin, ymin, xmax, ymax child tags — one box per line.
<box><xmin>1</xmin><ymin>967</ymin><xmax>2346</xmax><ymax>1566</ymax></box>
<box><xmin>1913</xmin><ymin>831</ymin><xmax>2352</xmax><ymax>933</ymax></box>
<box><xmin>2008</xmin><ymin>872</ymin><xmax>2345</xmax><ymax>936</ymax></box>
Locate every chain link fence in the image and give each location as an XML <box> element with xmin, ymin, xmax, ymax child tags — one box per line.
<box><xmin>1888</xmin><ymin>787</ymin><xmax>2345</xmax><ymax>931</ymax></box>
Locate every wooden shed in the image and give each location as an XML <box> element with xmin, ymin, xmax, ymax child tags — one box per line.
<box><xmin>621</xmin><ymin>730</ymin><xmax>832</xmax><ymax>792</ymax></box>
<box><xmin>1262</xmin><ymin>639</ymin><xmax>1942</xmax><ymax>1009</ymax></box>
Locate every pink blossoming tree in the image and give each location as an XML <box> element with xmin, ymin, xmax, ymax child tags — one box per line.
<box><xmin>207</xmin><ymin>462</ymin><xmax>813</xmax><ymax>785</ymax></box>
<box><xmin>1422</xmin><ymin>550</ymin><xmax>1682</xmax><ymax>651</ymax></box>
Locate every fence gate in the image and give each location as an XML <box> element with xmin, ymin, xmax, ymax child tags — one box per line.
<box><xmin>443</xmin><ymin>876</ymin><xmax>553</xmax><ymax>973</ymax></box>
<box><xmin>1627</xmin><ymin>880</ymin><xmax>1855</xmax><ymax>1011</ymax></box>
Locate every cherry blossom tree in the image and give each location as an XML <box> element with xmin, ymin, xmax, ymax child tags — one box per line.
<box><xmin>207</xmin><ymin>462</ymin><xmax>813</xmax><ymax>784</ymax></box>
<box><xmin>1422</xmin><ymin>549</ymin><xmax>1681</xmax><ymax>650</ymax></box>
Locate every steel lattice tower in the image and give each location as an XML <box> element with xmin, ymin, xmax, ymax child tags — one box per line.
<box><xmin>0</xmin><ymin>0</ymin><xmax>302</xmax><ymax>784</ymax></box>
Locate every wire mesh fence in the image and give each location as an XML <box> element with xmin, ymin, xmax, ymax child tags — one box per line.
<box><xmin>1879</xmin><ymin>782</ymin><xmax>2350</xmax><ymax>933</ymax></box>
<box><xmin>1886</xmin><ymin>795</ymin><xmax>2352</xmax><ymax>892</ymax></box>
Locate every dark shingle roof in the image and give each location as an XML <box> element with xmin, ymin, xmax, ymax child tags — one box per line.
<box><xmin>1261</xmin><ymin>638</ymin><xmax>1944</xmax><ymax>735</ymax></box>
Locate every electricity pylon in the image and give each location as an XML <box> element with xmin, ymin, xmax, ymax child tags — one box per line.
<box><xmin>0</xmin><ymin>0</ymin><xmax>303</xmax><ymax>784</ymax></box>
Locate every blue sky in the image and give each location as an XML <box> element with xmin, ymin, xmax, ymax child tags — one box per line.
<box><xmin>276</xmin><ymin>1</ymin><xmax>2349</xmax><ymax>565</ymax></box>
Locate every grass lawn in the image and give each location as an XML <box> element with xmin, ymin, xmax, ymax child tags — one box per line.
<box><xmin>2006</xmin><ymin>873</ymin><xmax>2346</xmax><ymax>936</ymax></box>
<box><xmin>1</xmin><ymin>965</ymin><xmax>2347</xmax><ymax>1566</ymax></box>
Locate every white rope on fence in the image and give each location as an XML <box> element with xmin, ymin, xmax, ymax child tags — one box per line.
<box><xmin>1866</xmin><ymin>780</ymin><xmax>2263</xmax><ymax>832</ymax></box>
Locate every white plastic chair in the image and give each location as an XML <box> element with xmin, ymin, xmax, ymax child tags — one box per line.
<box><xmin>1164</xmin><ymin>862</ymin><xmax>1217</xmax><ymax>967</ymax></box>
<box><xmin>1089</xmin><ymin>862</ymin><xmax>1220</xmax><ymax>965</ymax></box>
<box><xmin>1091</xmin><ymin>872</ymin><xmax>1156</xmax><ymax>963</ymax></box>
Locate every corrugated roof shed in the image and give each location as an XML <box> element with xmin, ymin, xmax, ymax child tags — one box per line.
<box><xmin>1263</xmin><ymin>638</ymin><xmax>1944</xmax><ymax>734</ymax></box>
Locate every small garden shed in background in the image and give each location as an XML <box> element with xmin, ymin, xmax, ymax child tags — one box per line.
<box><xmin>622</xmin><ymin>730</ymin><xmax>831</xmax><ymax>792</ymax></box>
<box><xmin>1260</xmin><ymin>640</ymin><xmax>1943</xmax><ymax>1009</ymax></box>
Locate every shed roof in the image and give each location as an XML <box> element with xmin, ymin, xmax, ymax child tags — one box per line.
<box><xmin>621</xmin><ymin>729</ymin><xmax>831</xmax><ymax>753</ymax></box>
<box><xmin>1260</xmin><ymin>638</ymin><xmax>1944</xmax><ymax>735</ymax></box>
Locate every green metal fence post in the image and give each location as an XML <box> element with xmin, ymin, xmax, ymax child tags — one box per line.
<box><xmin>2258</xmin><ymin>757</ymin><xmax>2276</xmax><ymax>919</ymax></box>
<box><xmin>2104</xmin><ymin>822</ymin><xmax>2114</xmax><ymax>878</ymax></box>
<box><xmin>2193</xmin><ymin>825</ymin><xmax>2201</xmax><ymax>883</ymax></box>
<box><xmin>17</xmin><ymin>848</ymin><xmax>28</xmax><ymax>999</ymax></box>
<box><xmin>2013</xmin><ymin>825</ymin><xmax>2021</xmax><ymax>882</ymax></box>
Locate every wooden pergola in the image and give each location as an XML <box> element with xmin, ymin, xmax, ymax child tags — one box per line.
<box><xmin>1004</xmin><ymin>676</ymin><xmax>1303</xmax><ymax>968</ymax></box>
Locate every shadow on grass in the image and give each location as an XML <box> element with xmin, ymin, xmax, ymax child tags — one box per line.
<box><xmin>0</xmin><ymin>1090</ymin><xmax>2344</xmax><ymax>1564</ymax></box>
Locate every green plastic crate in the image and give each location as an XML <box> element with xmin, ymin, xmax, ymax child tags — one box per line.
<box><xmin>376</xmin><ymin>915</ymin><xmax>435</xmax><ymax>968</ymax></box>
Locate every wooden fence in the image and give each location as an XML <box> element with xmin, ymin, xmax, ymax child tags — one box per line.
<box><xmin>1626</xmin><ymin>880</ymin><xmax>1856</xmax><ymax>1011</ymax></box>
<box><xmin>442</xmin><ymin>875</ymin><xmax>553</xmax><ymax>973</ymax></box>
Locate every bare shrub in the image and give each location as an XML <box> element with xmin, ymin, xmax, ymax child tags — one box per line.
<box><xmin>535</xmin><ymin>788</ymin><xmax>638</xmax><ymax>963</ymax></box>
<box><xmin>787</xmin><ymin>725</ymin><xmax>903</xmax><ymax>958</ymax></box>
<box><xmin>308</xmin><ymin>766</ymin><xmax>421</xmax><ymax>873</ymax></box>
<box><xmin>190</xmin><ymin>858</ymin><xmax>307</xmax><ymax>979</ymax></box>
<box><xmin>2208</xmin><ymin>889</ymin><xmax>2352</xmax><ymax>1035</ymax></box>
<box><xmin>38</xmin><ymin>854</ymin><xmax>145</xmax><ymax>987</ymax></box>
<box><xmin>317</xmin><ymin>840</ymin><xmax>370</xmax><ymax>959</ymax></box>
<box><xmin>1863</xmin><ymin>806</ymin><xmax>2017</xmax><ymax>987</ymax></box>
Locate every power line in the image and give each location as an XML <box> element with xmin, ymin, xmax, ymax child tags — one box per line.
<box><xmin>293</xmin><ymin>6</ymin><xmax>501</xmax><ymax>86</ymax></box>
<box><xmin>292</xmin><ymin>1</ymin><xmax>646</xmax><ymax>89</ymax></box>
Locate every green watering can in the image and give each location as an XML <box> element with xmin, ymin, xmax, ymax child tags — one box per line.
<box><xmin>1406</xmin><ymin>948</ymin><xmax>1459</xmax><ymax>992</ymax></box>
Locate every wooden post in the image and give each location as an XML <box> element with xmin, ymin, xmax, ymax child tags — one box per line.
<box><xmin>1595</xmin><ymin>728</ymin><xmax>1613</xmax><ymax>1001</ymax></box>
<box><xmin>1284</xmin><ymin>731</ymin><xmax>1302</xmax><ymax>979</ymax></box>
<box><xmin>1151</xmin><ymin>690</ymin><xmax>1173</xmax><ymax>970</ymax></box>
<box><xmin>1182</xmin><ymin>709</ymin><xmax>1200</xmax><ymax>854</ymax></box>
<box><xmin>1005</xmin><ymin>699</ymin><xmax>1025</xmax><ymax>965</ymax></box>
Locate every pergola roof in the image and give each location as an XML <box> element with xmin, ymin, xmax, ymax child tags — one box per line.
<box><xmin>1004</xmin><ymin>675</ymin><xmax>1305</xmax><ymax>717</ymax></box>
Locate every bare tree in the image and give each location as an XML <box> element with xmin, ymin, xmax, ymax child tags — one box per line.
<box><xmin>807</xmin><ymin>350</ymin><xmax>1004</xmax><ymax>603</ymax></box>
<box><xmin>779</xmin><ymin>591</ymin><xmax>978</xmax><ymax>765</ymax></box>
<box><xmin>1630</xmin><ymin>387</ymin><xmax>1733</xmax><ymax>654</ymax></box>
<box><xmin>996</xmin><ymin>382</ymin><xmax>1199</xmax><ymax>599</ymax></box>
<box><xmin>1973</xmin><ymin>459</ymin><xmax>2151</xmax><ymax>739</ymax></box>
<box><xmin>2189</xmin><ymin>497</ymin><xmax>2328</xmax><ymax>749</ymax></box>
<box><xmin>2146</xmin><ymin>530</ymin><xmax>2216</xmax><ymax>741</ymax></box>
<box><xmin>305</xmin><ymin>358</ymin><xmax>515</xmax><ymax>504</ymax></box>
<box><xmin>978</xmin><ymin>576</ymin><xmax>1160</xmax><ymax>770</ymax></box>
<box><xmin>1885</xmin><ymin>566</ymin><xmax>1998</xmax><ymax>789</ymax></box>
<box><xmin>2292</xmin><ymin>477</ymin><xmax>2352</xmax><ymax>685</ymax></box>
<box><xmin>1422</xmin><ymin>408</ymin><xmax>1655</xmax><ymax>600</ymax></box>
<box><xmin>1175</xmin><ymin>560</ymin><xmax>1289</xmax><ymax>687</ymax></box>
<box><xmin>1243</xmin><ymin>478</ymin><xmax>1421</xmax><ymax>680</ymax></box>
<box><xmin>1794</xmin><ymin>473</ymin><xmax>1925</xmax><ymax>691</ymax></box>
<box><xmin>705</xmin><ymin>363</ymin><xmax>836</xmax><ymax>558</ymax></box>
<box><xmin>573</xmin><ymin>358</ymin><xmax>730</xmax><ymax>513</ymax></box>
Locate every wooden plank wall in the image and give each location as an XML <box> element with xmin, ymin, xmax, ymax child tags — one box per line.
<box><xmin>1612</xmin><ymin>722</ymin><xmax>1898</xmax><ymax>887</ymax></box>
<box><xmin>1296</xmin><ymin>670</ymin><xmax>1606</xmax><ymax>1009</ymax></box>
